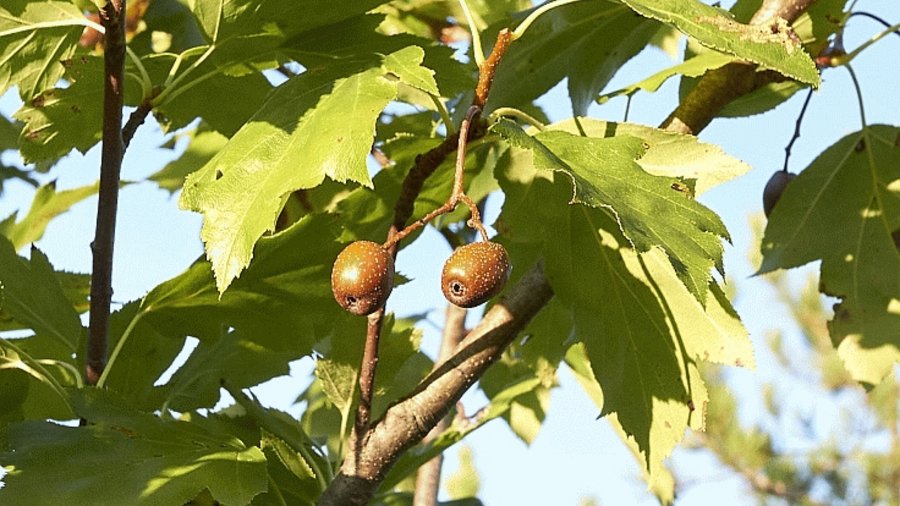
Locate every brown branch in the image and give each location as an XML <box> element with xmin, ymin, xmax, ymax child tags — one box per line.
<box><xmin>86</xmin><ymin>0</ymin><xmax>126</xmax><ymax>386</ymax></box>
<box><xmin>349</xmin><ymin>311</ymin><xmax>385</xmax><ymax>462</ymax></box>
<box><xmin>122</xmin><ymin>100</ymin><xmax>152</xmax><ymax>150</ymax></box>
<box><xmin>474</xmin><ymin>29</ymin><xmax>513</xmax><ymax>108</ymax></box>
<box><xmin>412</xmin><ymin>304</ymin><xmax>468</xmax><ymax>506</ymax></box>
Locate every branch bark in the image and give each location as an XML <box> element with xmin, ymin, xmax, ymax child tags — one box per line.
<box><xmin>318</xmin><ymin>0</ymin><xmax>818</xmax><ymax>502</ymax></box>
<box><xmin>86</xmin><ymin>0</ymin><xmax>126</xmax><ymax>386</ymax></box>
<box><xmin>412</xmin><ymin>304</ymin><xmax>468</xmax><ymax>506</ymax></box>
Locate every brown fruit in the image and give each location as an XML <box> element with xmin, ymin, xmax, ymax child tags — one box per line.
<box><xmin>763</xmin><ymin>171</ymin><xmax>797</xmax><ymax>218</ymax></box>
<box><xmin>331</xmin><ymin>241</ymin><xmax>394</xmax><ymax>316</ymax></box>
<box><xmin>441</xmin><ymin>241</ymin><xmax>511</xmax><ymax>308</ymax></box>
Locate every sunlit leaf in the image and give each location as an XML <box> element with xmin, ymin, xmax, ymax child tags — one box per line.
<box><xmin>0</xmin><ymin>1</ymin><xmax>85</xmax><ymax>100</ymax></box>
<box><xmin>0</xmin><ymin>181</ymin><xmax>99</xmax><ymax>250</ymax></box>
<box><xmin>620</xmin><ymin>0</ymin><xmax>819</xmax><ymax>86</ymax></box>
<box><xmin>180</xmin><ymin>46</ymin><xmax>437</xmax><ymax>292</ymax></box>
<box><xmin>492</xmin><ymin>119</ymin><xmax>730</xmax><ymax>303</ymax></box>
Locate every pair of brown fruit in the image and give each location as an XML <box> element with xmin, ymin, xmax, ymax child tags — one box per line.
<box><xmin>331</xmin><ymin>240</ymin><xmax>511</xmax><ymax>316</ymax></box>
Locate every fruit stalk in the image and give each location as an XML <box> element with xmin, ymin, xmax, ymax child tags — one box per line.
<box><xmin>384</xmin><ymin>105</ymin><xmax>487</xmax><ymax>249</ymax></box>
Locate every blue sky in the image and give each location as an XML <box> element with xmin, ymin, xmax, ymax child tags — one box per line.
<box><xmin>1</xmin><ymin>1</ymin><xmax>899</xmax><ymax>504</ymax></box>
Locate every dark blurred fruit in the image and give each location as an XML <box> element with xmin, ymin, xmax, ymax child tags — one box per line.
<box><xmin>763</xmin><ymin>171</ymin><xmax>797</xmax><ymax>218</ymax></box>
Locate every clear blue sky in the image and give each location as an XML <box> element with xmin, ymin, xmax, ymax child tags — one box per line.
<box><xmin>1</xmin><ymin>1</ymin><xmax>898</xmax><ymax>504</ymax></box>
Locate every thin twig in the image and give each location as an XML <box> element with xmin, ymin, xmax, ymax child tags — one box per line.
<box><xmin>782</xmin><ymin>87</ymin><xmax>814</xmax><ymax>172</ymax></box>
<box><xmin>847</xmin><ymin>11</ymin><xmax>900</xmax><ymax>39</ymax></box>
<box><xmin>474</xmin><ymin>29</ymin><xmax>512</xmax><ymax>108</ymax></box>
<box><xmin>351</xmin><ymin>312</ymin><xmax>386</xmax><ymax>456</ymax></box>
<box><xmin>122</xmin><ymin>100</ymin><xmax>153</xmax><ymax>149</ymax></box>
<box><xmin>86</xmin><ymin>0</ymin><xmax>126</xmax><ymax>386</ymax></box>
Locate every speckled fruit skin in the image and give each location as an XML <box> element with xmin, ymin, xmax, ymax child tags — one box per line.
<box><xmin>441</xmin><ymin>241</ymin><xmax>511</xmax><ymax>308</ymax></box>
<box><xmin>763</xmin><ymin>171</ymin><xmax>797</xmax><ymax>218</ymax></box>
<box><xmin>331</xmin><ymin>241</ymin><xmax>395</xmax><ymax>316</ymax></box>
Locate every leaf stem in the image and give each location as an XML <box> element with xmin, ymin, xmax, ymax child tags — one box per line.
<box><xmin>511</xmin><ymin>0</ymin><xmax>584</xmax><ymax>40</ymax></box>
<box><xmin>429</xmin><ymin>93</ymin><xmax>455</xmax><ymax>135</ymax></box>
<box><xmin>489</xmin><ymin>107</ymin><xmax>546</xmax><ymax>131</ymax></box>
<box><xmin>1</xmin><ymin>339</ymin><xmax>74</xmax><ymax>410</ymax></box>
<box><xmin>842</xmin><ymin>21</ymin><xmax>900</xmax><ymax>63</ymax></box>
<box><xmin>125</xmin><ymin>46</ymin><xmax>152</xmax><ymax>100</ymax></box>
<box><xmin>96</xmin><ymin>311</ymin><xmax>142</xmax><ymax>388</ymax></box>
<box><xmin>458</xmin><ymin>0</ymin><xmax>485</xmax><ymax>67</ymax></box>
<box><xmin>844</xmin><ymin>63</ymin><xmax>867</xmax><ymax>129</ymax></box>
<box><xmin>155</xmin><ymin>44</ymin><xmax>217</xmax><ymax>106</ymax></box>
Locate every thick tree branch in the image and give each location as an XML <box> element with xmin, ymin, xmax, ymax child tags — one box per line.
<box><xmin>86</xmin><ymin>0</ymin><xmax>126</xmax><ymax>386</ymax></box>
<box><xmin>412</xmin><ymin>304</ymin><xmax>468</xmax><ymax>506</ymax></box>
<box><xmin>319</xmin><ymin>0</ymin><xmax>819</xmax><ymax>502</ymax></box>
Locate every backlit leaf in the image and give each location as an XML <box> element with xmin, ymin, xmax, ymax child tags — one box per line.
<box><xmin>760</xmin><ymin>125</ymin><xmax>900</xmax><ymax>386</ymax></box>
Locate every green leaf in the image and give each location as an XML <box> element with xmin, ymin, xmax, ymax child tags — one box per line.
<box><xmin>127</xmin><ymin>0</ymin><xmax>207</xmax><ymax>55</ymax></box>
<box><xmin>163</xmin><ymin>329</ymin><xmax>296</xmax><ymax>412</ymax></box>
<box><xmin>180</xmin><ymin>46</ymin><xmax>434</xmax><ymax>292</ymax></box>
<box><xmin>0</xmin><ymin>236</ymin><xmax>82</xmax><ymax>352</ymax></box>
<box><xmin>549</xmin><ymin>118</ymin><xmax>751</xmax><ymax>196</ymax></box>
<box><xmin>480</xmin><ymin>356</ymin><xmax>551</xmax><ymax>445</ymax></box>
<box><xmin>257</xmin><ymin>0</ymin><xmax>389</xmax><ymax>38</ymax></box>
<box><xmin>315</xmin><ymin>357</ymin><xmax>357</xmax><ymax>421</ymax></box>
<box><xmin>140</xmin><ymin>214</ymin><xmax>348</xmax><ymax>381</ymax></box>
<box><xmin>102</xmin><ymin>302</ymin><xmax>185</xmax><ymax>412</ymax></box>
<box><xmin>283</xmin><ymin>14</ymin><xmax>471</xmax><ymax>100</ymax></box>
<box><xmin>598</xmin><ymin>50</ymin><xmax>735</xmax><ymax>103</ymax></box>
<box><xmin>0</xmin><ymin>388</ymin><xmax>267</xmax><ymax>505</ymax></box>
<box><xmin>760</xmin><ymin>125</ymin><xmax>900</xmax><ymax>386</ymax></box>
<box><xmin>717</xmin><ymin>80</ymin><xmax>804</xmax><ymax>118</ymax></box>
<box><xmin>0</xmin><ymin>181</ymin><xmax>99</xmax><ymax>250</ymax></box>
<box><xmin>496</xmin><ymin>150</ymin><xmax>752</xmax><ymax>486</ymax></box>
<box><xmin>492</xmin><ymin>119</ymin><xmax>730</xmax><ymax>303</ymax></box>
<box><xmin>13</xmin><ymin>54</ymin><xmax>147</xmax><ymax>163</ymax></box>
<box><xmin>0</xmin><ymin>1</ymin><xmax>85</xmax><ymax>100</ymax></box>
<box><xmin>0</xmin><ymin>113</ymin><xmax>19</xmax><ymax>150</ymax></box>
<box><xmin>486</xmin><ymin>0</ymin><xmax>660</xmax><ymax>115</ymax></box>
<box><xmin>261</xmin><ymin>431</ymin><xmax>316</xmax><ymax>481</ymax></box>
<box><xmin>0</xmin><ymin>336</ymin><xmax>77</xmax><ymax>422</ymax></box>
<box><xmin>619</xmin><ymin>0</ymin><xmax>820</xmax><ymax>86</ymax></box>
<box><xmin>148</xmin><ymin>127</ymin><xmax>229</xmax><ymax>193</ymax></box>
<box><xmin>445</xmin><ymin>446</ymin><xmax>480</xmax><ymax>500</ymax></box>
<box><xmin>0</xmin><ymin>270</ymin><xmax>89</xmax><ymax>333</ymax></box>
<box><xmin>141</xmin><ymin>52</ymin><xmax>274</xmax><ymax>136</ymax></box>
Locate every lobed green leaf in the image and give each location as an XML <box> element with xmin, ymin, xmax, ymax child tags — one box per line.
<box><xmin>760</xmin><ymin>125</ymin><xmax>900</xmax><ymax>387</ymax></box>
